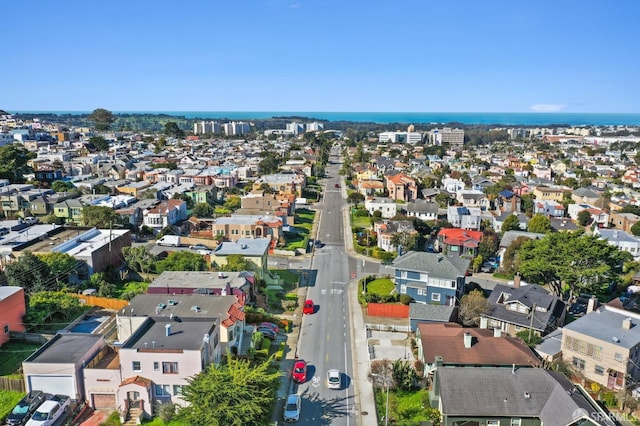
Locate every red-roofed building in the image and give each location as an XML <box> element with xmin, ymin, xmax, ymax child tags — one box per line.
<box><xmin>436</xmin><ymin>228</ymin><xmax>482</xmax><ymax>257</ymax></box>
<box><xmin>143</xmin><ymin>199</ymin><xmax>188</xmax><ymax>230</ymax></box>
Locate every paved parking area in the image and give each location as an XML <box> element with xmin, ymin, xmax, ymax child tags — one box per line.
<box><xmin>367</xmin><ymin>329</ymin><xmax>414</xmax><ymax>361</ymax></box>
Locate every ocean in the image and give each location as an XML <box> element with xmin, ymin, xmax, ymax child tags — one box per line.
<box><xmin>12</xmin><ymin>111</ymin><xmax>640</xmax><ymax>126</ymax></box>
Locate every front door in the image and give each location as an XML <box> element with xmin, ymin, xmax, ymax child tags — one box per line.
<box><xmin>127</xmin><ymin>391</ymin><xmax>141</xmax><ymax>408</ymax></box>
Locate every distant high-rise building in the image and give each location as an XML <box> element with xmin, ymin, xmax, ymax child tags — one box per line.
<box><xmin>193</xmin><ymin>120</ymin><xmax>221</xmax><ymax>135</ymax></box>
<box><xmin>286</xmin><ymin>122</ymin><xmax>305</xmax><ymax>136</ymax></box>
<box><xmin>429</xmin><ymin>127</ymin><xmax>465</xmax><ymax>148</ymax></box>
<box><xmin>306</xmin><ymin>122</ymin><xmax>324</xmax><ymax>132</ymax></box>
<box><xmin>224</xmin><ymin>121</ymin><xmax>251</xmax><ymax>136</ymax></box>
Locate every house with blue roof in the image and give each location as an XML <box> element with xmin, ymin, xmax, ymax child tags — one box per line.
<box><xmin>392</xmin><ymin>252</ymin><xmax>470</xmax><ymax>305</ymax></box>
<box><xmin>496</xmin><ymin>189</ymin><xmax>521</xmax><ymax>213</ymax></box>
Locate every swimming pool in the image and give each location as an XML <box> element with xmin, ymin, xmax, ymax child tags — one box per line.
<box><xmin>70</xmin><ymin>315</ymin><xmax>107</xmax><ymax>333</ymax></box>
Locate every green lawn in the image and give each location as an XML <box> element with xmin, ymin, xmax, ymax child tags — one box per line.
<box><xmin>270</xmin><ymin>269</ymin><xmax>301</xmax><ymax>286</ymax></box>
<box><xmin>283</xmin><ymin>231</ymin><xmax>308</xmax><ymax>251</ymax></box>
<box><xmin>375</xmin><ymin>389</ymin><xmax>437</xmax><ymax>425</ymax></box>
<box><xmin>351</xmin><ymin>215</ymin><xmax>371</xmax><ymax>229</ymax></box>
<box><xmin>0</xmin><ymin>342</ymin><xmax>42</xmax><ymax>376</ymax></box>
<box><xmin>367</xmin><ymin>278</ymin><xmax>395</xmax><ymax>296</ymax></box>
<box><xmin>294</xmin><ymin>208</ymin><xmax>315</xmax><ymax>231</ymax></box>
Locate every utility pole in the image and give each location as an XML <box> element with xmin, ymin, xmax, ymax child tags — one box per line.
<box><xmin>528</xmin><ymin>303</ymin><xmax>536</xmax><ymax>342</ymax></box>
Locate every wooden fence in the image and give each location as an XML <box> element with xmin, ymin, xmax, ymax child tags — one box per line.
<box><xmin>0</xmin><ymin>377</ymin><xmax>25</xmax><ymax>393</ymax></box>
<box><xmin>72</xmin><ymin>294</ymin><xmax>129</xmax><ymax>310</ymax></box>
<box><xmin>366</xmin><ymin>303</ymin><xmax>409</xmax><ymax>318</ymax></box>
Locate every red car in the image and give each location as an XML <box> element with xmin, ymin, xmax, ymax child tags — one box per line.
<box><xmin>334</xmin><ymin>183</ymin><xmax>340</xmax><ymax>188</ymax></box>
<box><xmin>292</xmin><ymin>359</ymin><xmax>307</xmax><ymax>383</ymax></box>
<box><xmin>303</xmin><ymin>299</ymin><xmax>314</xmax><ymax>315</ymax></box>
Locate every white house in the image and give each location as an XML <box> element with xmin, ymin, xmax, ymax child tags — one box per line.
<box><xmin>364</xmin><ymin>197</ymin><xmax>398</xmax><ymax>218</ymax></box>
<box><xmin>594</xmin><ymin>228</ymin><xmax>640</xmax><ymax>260</ymax></box>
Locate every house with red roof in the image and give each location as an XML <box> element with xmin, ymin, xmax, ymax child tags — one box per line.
<box><xmin>436</xmin><ymin>228</ymin><xmax>482</xmax><ymax>258</ymax></box>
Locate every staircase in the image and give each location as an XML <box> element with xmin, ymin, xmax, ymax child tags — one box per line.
<box><xmin>122</xmin><ymin>407</ymin><xmax>142</xmax><ymax>426</ymax></box>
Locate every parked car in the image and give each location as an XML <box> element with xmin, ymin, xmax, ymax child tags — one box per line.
<box><xmin>25</xmin><ymin>395</ymin><xmax>70</xmax><ymax>426</ymax></box>
<box><xmin>327</xmin><ymin>369</ymin><xmax>341</xmax><ymax>389</ymax></box>
<box><xmin>260</xmin><ymin>322</ymin><xmax>279</xmax><ymax>334</ymax></box>
<box><xmin>292</xmin><ymin>359</ymin><xmax>307</xmax><ymax>383</ymax></box>
<box><xmin>303</xmin><ymin>299</ymin><xmax>314</xmax><ymax>315</ymax></box>
<box><xmin>189</xmin><ymin>244</ymin><xmax>210</xmax><ymax>251</ymax></box>
<box><xmin>283</xmin><ymin>394</ymin><xmax>301</xmax><ymax>422</ymax></box>
<box><xmin>334</xmin><ymin>183</ymin><xmax>340</xmax><ymax>188</ymax></box>
<box><xmin>480</xmin><ymin>262</ymin><xmax>495</xmax><ymax>273</ymax></box>
<box><xmin>256</xmin><ymin>327</ymin><xmax>277</xmax><ymax>340</ymax></box>
<box><xmin>6</xmin><ymin>391</ymin><xmax>47</xmax><ymax>426</ymax></box>
<box><xmin>24</xmin><ymin>217</ymin><xmax>38</xmax><ymax>226</ymax></box>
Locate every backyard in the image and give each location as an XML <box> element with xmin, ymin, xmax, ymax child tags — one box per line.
<box><xmin>374</xmin><ymin>389</ymin><xmax>439</xmax><ymax>425</ymax></box>
<box><xmin>283</xmin><ymin>209</ymin><xmax>315</xmax><ymax>251</ymax></box>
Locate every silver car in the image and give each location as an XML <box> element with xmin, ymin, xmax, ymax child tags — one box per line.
<box><xmin>327</xmin><ymin>369</ymin><xmax>341</xmax><ymax>389</ymax></box>
<box><xmin>283</xmin><ymin>394</ymin><xmax>301</xmax><ymax>422</ymax></box>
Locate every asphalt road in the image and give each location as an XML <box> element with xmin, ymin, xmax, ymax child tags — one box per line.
<box><xmin>293</xmin><ymin>150</ymin><xmax>356</xmax><ymax>425</ymax></box>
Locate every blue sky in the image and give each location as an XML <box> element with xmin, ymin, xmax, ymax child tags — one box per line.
<box><xmin>3</xmin><ymin>0</ymin><xmax>639</xmax><ymax>113</ymax></box>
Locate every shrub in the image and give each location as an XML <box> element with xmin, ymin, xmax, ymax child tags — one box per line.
<box><xmin>284</xmin><ymin>292</ymin><xmax>298</xmax><ymax>301</ymax></box>
<box><xmin>602</xmin><ymin>391</ymin><xmax>617</xmax><ymax>407</ymax></box>
<box><xmin>260</xmin><ymin>338</ymin><xmax>271</xmax><ymax>350</ymax></box>
<box><xmin>399</xmin><ymin>294</ymin><xmax>413</xmax><ymax>305</ymax></box>
<box><xmin>254</xmin><ymin>349</ymin><xmax>269</xmax><ymax>361</ymax></box>
<box><xmin>157</xmin><ymin>401</ymin><xmax>177</xmax><ymax>422</ymax></box>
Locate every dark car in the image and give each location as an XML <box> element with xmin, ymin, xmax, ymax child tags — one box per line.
<box><xmin>6</xmin><ymin>390</ymin><xmax>47</xmax><ymax>426</ymax></box>
<box><xmin>256</xmin><ymin>327</ymin><xmax>277</xmax><ymax>339</ymax></box>
<box><xmin>480</xmin><ymin>262</ymin><xmax>495</xmax><ymax>273</ymax></box>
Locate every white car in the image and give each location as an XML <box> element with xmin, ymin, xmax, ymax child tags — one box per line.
<box><xmin>327</xmin><ymin>369</ymin><xmax>341</xmax><ymax>389</ymax></box>
<box><xmin>283</xmin><ymin>394</ymin><xmax>301</xmax><ymax>422</ymax></box>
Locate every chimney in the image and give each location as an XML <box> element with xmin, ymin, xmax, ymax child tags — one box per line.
<box><xmin>513</xmin><ymin>273</ymin><xmax>521</xmax><ymax>288</ymax></box>
<box><xmin>165</xmin><ymin>324</ymin><xmax>172</xmax><ymax>336</ymax></box>
<box><xmin>494</xmin><ymin>328</ymin><xmax>502</xmax><ymax>338</ymax></box>
<box><xmin>463</xmin><ymin>332</ymin><xmax>473</xmax><ymax>348</ymax></box>
<box><xmin>480</xmin><ymin>317</ymin><xmax>488</xmax><ymax>329</ymax></box>
<box><xmin>623</xmin><ymin>317</ymin><xmax>633</xmax><ymax>330</ymax></box>
<box><xmin>587</xmin><ymin>296</ymin><xmax>599</xmax><ymax>314</ymax></box>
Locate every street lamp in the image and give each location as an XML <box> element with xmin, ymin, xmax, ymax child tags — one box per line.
<box><xmin>371</xmin><ymin>373</ymin><xmax>390</xmax><ymax>426</ymax></box>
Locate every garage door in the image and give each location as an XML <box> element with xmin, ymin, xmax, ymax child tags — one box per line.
<box><xmin>91</xmin><ymin>393</ymin><xmax>116</xmax><ymax>410</ymax></box>
<box><xmin>28</xmin><ymin>375</ymin><xmax>75</xmax><ymax>398</ymax></box>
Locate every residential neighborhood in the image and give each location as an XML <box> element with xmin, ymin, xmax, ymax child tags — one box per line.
<box><xmin>2</xmin><ymin>111</ymin><xmax>640</xmax><ymax>425</ymax></box>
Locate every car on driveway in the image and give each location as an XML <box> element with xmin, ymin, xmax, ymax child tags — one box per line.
<box><xmin>260</xmin><ymin>321</ymin><xmax>279</xmax><ymax>333</ymax></box>
<box><xmin>283</xmin><ymin>394</ymin><xmax>301</xmax><ymax>422</ymax></box>
<box><xmin>292</xmin><ymin>360</ymin><xmax>307</xmax><ymax>383</ymax></box>
<box><xmin>256</xmin><ymin>327</ymin><xmax>276</xmax><ymax>340</ymax></box>
<box><xmin>302</xmin><ymin>299</ymin><xmax>314</xmax><ymax>315</ymax></box>
<box><xmin>189</xmin><ymin>244</ymin><xmax>210</xmax><ymax>251</ymax></box>
<box><xmin>6</xmin><ymin>390</ymin><xmax>47</xmax><ymax>426</ymax></box>
<box><xmin>480</xmin><ymin>262</ymin><xmax>495</xmax><ymax>273</ymax></box>
<box><xmin>327</xmin><ymin>369</ymin><xmax>341</xmax><ymax>389</ymax></box>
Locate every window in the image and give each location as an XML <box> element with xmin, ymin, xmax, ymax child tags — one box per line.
<box><xmin>417</xmin><ymin>288</ymin><xmax>424</xmax><ymax>296</ymax></box>
<box><xmin>162</xmin><ymin>362</ymin><xmax>179</xmax><ymax>374</ymax></box>
<box><xmin>510</xmin><ymin>420</ymin><xmax>521</xmax><ymax>426</ymax></box>
<box><xmin>595</xmin><ymin>365</ymin><xmax>605</xmax><ymax>375</ymax></box>
<box><xmin>155</xmin><ymin>384</ymin><xmax>171</xmax><ymax>397</ymax></box>
<box><xmin>154</xmin><ymin>362</ymin><xmax>159</xmax><ymax>371</ymax></box>
<box><xmin>3</xmin><ymin>325</ymin><xmax>8</xmax><ymax>334</ymax></box>
<box><xmin>400</xmin><ymin>285</ymin><xmax>407</xmax><ymax>294</ymax></box>
<box><xmin>487</xmin><ymin>421</ymin><xmax>499</xmax><ymax>426</ymax></box>
<box><xmin>431</xmin><ymin>293</ymin><xmax>441</xmax><ymax>302</ymax></box>
<box><xmin>132</xmin><ymin>361</ymin><xmax>141</xmax><ymax>372</ymax></box>
<box><xmin>173</xmin><ymin>385</ymin><xmax>183</xmax><ymax>396</ymax></box>
<box><xmin>572</xmin><ymin>357</ymin><xmax>585</xmax><ymax>370</ymax></box>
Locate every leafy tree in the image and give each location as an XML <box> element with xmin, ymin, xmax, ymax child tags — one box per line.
<box><xmin>577</xmin><ymin>210</ymin><xmax>591</xmax><ymax>226</ymax></box>
<box><xmin>528</xmin><ymin>214</ymin><xmax>552</xmax><ymax>234</ymax></box>
<box><xmin>82</xmin><ymin>205</ymin><xmax>116</xmax><ymax>228</ymax></box>
<box><xmin>478</xmin><ymin>230</ymin><xmax>499</xmax><ymax>260</ymax></box>
<box><xmin>163</xmin><ymin>121</ymin><xmax>184</xmax><ymax>138</ymax></box>
<box><xmin>501</xmin><ymin>214</ymin><xmax>521</xmax><ymax>233</ymax></box>
<box><xmin>52</xmin><ymin>180</ymin><xmax>74</xmax><ymax>193</ymax></box>
<box><xmin>0</xmin><ymin>145</ymin><xmax>35</xmax><ymax>182</ymax></box>
<box><xmin>516</xmin><ymin>329</ymin><xmax>543</xmax><ymax>348</ymax></box>
<box><xmin>347</xmin><ymin>192</ymin><xmax>365</xmax><ymax>205</ymax></box>
<box><xmin>193</xmin><ymin>203</ymin><xmax>215</xmax><ymax>218</ymax></box>
<box><xmin>5</xmin><ymin>252</ymin><xmax>52</xmax><ymax>293</ymax></box>
<box><xmin>223</xmin><ymin>196</ymin><xmax>241</xmax><ymax>211</ymax></box>
<box><xmin>89</xmin><ymin>135</ymin><xmax>110</xmax><ymax>151</ymax></box>
<box><xmin>157</xmin><ymin>251</ymin><xmax>207</xmax><ymax>272</ymax></box>
<box><xmin>172</xmin><ymin>192</ymin><xmax>194</xmax><ymax>210</ymax></box>
<box><xmin>631</xmin><ymin>222</ymin><xmax>640</xmax><ymax>237</ymax></box>
<box><xmin>258</xmin><ymin>152</ymin><xmax>281</xmax><ymax>174</ymax></box>
<box><xmin>458</xmin><ymin>289</ymin><xmax>490</xmax><ymax>326</ymax></box>
<box><xmin>501</xmin><ymin>236</ymin><xmax>531</xmax><ymax>275</ymax></box>
<box><xmin>51</xmin><ymin>159</ymin><xmax>65</xmax><ymax>170</ymax></box>
<box><xmin>218</xmin><ymin>255</ymin><xmax>256</xmax><ymax>272</ymax></box>
<box><xmin>38</xmin><ymin>252</ymin><xmax>83</xmax><ymax>281</ymax></box>
<box><xmin>517</xmin><ymin>231</ymin><xmax>631</xmax><ymax>300</ymax></box>
<box><xmin>23</xmin><ymin>291</ymin><xmax>84</xmax><ymax>331</ymax></box>
<box><xmin>178</xmin><ymin>350</ymin><xmax>281</xmax><ymax>425</ymax></box>
<box><xmin>392</xmin><ymin>360</ymin><xmax>419</xmax><ymax>391</ymax></box>
<box><xmin>89</xmin><ymin>108</ymin><xmax>116</xmax><ymax>131</ymax></box>
<box><xmin>390</xmin><ymin>231</ymin><xmax>419</xmax><ymax>253</ymax></box>
<box><xmin>123</xmin><ymin>246</ymin><xmax>156</xmax><ymax>276</ymax></box>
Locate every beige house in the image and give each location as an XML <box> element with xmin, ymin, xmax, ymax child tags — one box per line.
<box><xmin>532</xmin><ymin>185</ymin><xmax>566</xmax><ymax>202</ymax></box>
<box><xmin>610</xmin><ymin>211</ymin><xmax>640</xmax><ymax>233</ymax></box>
<box><xmin>561</xmin><ymin>303</ymin><xmax>640</xmax><ymax>390</ymax></box>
